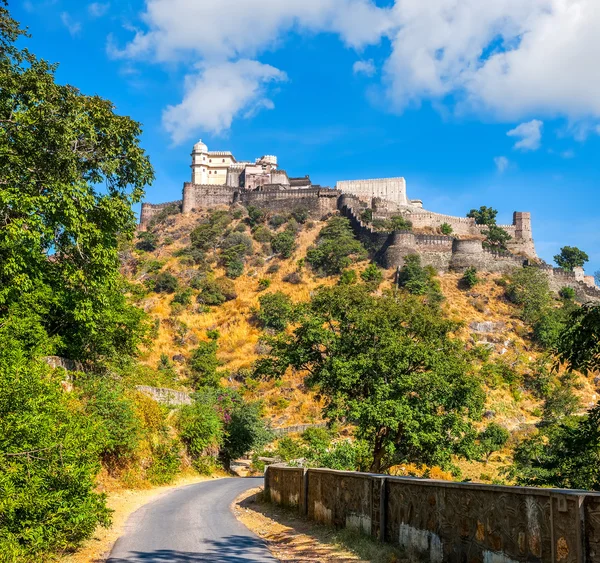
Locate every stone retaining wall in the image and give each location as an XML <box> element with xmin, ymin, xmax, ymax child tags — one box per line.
<box><xmin>265</xmin><ymin>466</ymin><xmax>600</xmax><ymax>563</ymax></box>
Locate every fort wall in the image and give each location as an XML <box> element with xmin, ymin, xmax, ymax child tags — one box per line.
<box><xmin>139</xmin><ymin>200</ymin><xmax>182</xmax><ymax>231</ymax></box>
<box><xmin>337</xmin><ymin>177</ymin><xmax>409</xmax><ymax>206</ymax></box>
<box><xmin>266</xmin><ymin>465</ymin><xmax>600</xmax><ymax>563</ymax></box>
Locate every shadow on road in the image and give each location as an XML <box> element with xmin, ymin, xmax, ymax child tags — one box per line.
<box><xmin>107</xmin><ymin>534</ymin><xmax>274</xmax><ymax>562</ymax></box>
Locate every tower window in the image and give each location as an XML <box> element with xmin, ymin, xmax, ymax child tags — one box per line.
<box><xmin>209</xmin><ymin>159</ymin><xmax>212</xmax><ymax>163</ymax></box>
<box><xmin>222</xmin><ymin>158</ymin><xmax>225</xmax><ymax>162</ymax></box>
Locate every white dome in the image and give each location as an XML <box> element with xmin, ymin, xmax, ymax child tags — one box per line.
<box><xmin>193</xmin><ymin>139</ymin><xmax>208</xmax><ymax>153</ymax></box>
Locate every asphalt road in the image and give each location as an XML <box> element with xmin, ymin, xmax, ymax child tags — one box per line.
<box><xmin>107</xmin><ymin>476</ymin><xmax>277</xmax><ymax>562</ymax></box>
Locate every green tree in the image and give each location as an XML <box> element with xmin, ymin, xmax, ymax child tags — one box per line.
<box><xmin>188</xmin><ymin>339</ymin><xmax>220</xmax><ymax>388</ymax></box>
<box><xmin>136</xmin><ymin>231</ymin><xmax>159</xmax><ymax>252</ymax></box>
<box><xmin>482</xmin><ymin>225</ymin><xmax>512</xmax><ymax>251</ymax></box>
<box><xmin>557</xmin><ymin>303</ymin><xmax>600</xmax><ymax>375</ymax></box>
<box><xmin>467</xmin><ymin>206</ymin><xmax>498</xmax><ymax>226</ymax></box>
<box><xmin>271</xmin><ymin>227</ymin><xmax>297</xmax><ymax>259</ymax></box>
<box><xmin>152</xmin><ymin>271</ymin><xmax>179</xmax><ymax>293</ymax></box>
<box><xmin>396</xmin><ymin>254</ymin><xmax>442</xmax><ymax>302</ymax></box>
<box><xmin>255</xmin><ymin>291</ymin><xmax>295</xmax><ymax>331</ymax></box>
<box><xmin>506</xmin><ymin>267</ymin><xmax>551</xmax><ymax>325</ymax></box>
<box><xmin>255</xmin><ymin>285</ymin><xmax>483</xmax><ymax>473</ymax></box>
<box><xmin>0</xmin><ymin>346</ymin><xmax>110</xmax><ymax>559</ymax></box>
<box><xmin>360</xmin><ymin>263</ymin><xmax>384</xmax><ymax>287</ymax></box>
<box><xmin>246</xmin><ymin>206</ymin><xmax>267</xmax><ymax>227</ymax></box>
<box><xmin>440</xmin><ymin>223</ymin><xmax>453</xmax><ymax>235</ymax></box>
<box><xmin>461</xmin><ymin>267</ymin><xmax>479</xmax><ymax>289</ymax></box>
<box><xmin>197</xmin><ymin>276</ymin><xmax>237</xmax><ymax>306</ymax></box>
<box><xmin>0</xmin><ymin>6</ymin><xmax>153</xmax><ymax>362</ymax></box>
<box><xmin>177</xmin><ymin>401</ymin><xmax>223</xmax><ymax>462</ymax></box>
<box><xmin>477</xmin><ymin>423</ymin><xmax>509</xmax><ymax>463</ymax></box>
<box><xmin>386</xmin><ymin>215</ymin><xmax>413</xmax><ymax>231</ymax></box>
<box><xmin>339</xmin><ymin>269</ymin><xmax>358</xmax><ymax>285</ymax></box>
<box><xmin>306</xmin><ymin>217</ymin><xmax>367</xmax><ymax>276</ymax></box>
<box><xmin>554</xmin><ymin>246</ymin><xmax>589</xmax><ymax>271</ymax></box>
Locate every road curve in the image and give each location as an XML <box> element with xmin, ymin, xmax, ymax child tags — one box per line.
<box><xmin>107</xmin><ymin>476</ymin><xmax>277</xmax><ymax>562</ymax></box>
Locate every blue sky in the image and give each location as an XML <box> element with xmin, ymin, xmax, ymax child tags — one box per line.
<box><xmin>13</xmin><ymin>0</ymin><xmax>600</xmax><ymax>275</ymax></box>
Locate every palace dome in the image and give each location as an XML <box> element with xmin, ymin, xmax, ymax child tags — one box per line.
<box><xmin>193</xmin><ymin>139</ymin><xmax>208</xmax><ymax>153</ymax></box>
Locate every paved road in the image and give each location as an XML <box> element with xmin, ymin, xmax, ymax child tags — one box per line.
<box><xmin>108</xmin><ymin>476</ymin><xmax>277</xmax><ymax>562</ymax></box>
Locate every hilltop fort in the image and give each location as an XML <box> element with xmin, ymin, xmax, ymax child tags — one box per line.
<box><xmin>140</xmin><ymin>141</ymin><xmax>599</xmax><ymax>300</ymax></box>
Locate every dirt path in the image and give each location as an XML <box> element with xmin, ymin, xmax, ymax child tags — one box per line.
<box><xmin>234</xmin><ymin>488</ymin><xmax>407</xmax><ymax>563</ymax></box>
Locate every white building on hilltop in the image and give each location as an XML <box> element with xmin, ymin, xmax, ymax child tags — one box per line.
<box><xmin>191</xmin><ymin>140</ymin><xmax>298</xmax><ymax>190</ymax></box>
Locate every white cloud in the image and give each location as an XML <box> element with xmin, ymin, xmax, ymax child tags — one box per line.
<box><xmin>507</xmin><ymin>119</ymin><xmax>543</xmax><ymax>151</ymax></box>
<box><xmin>163</xmin><ymin>60</ymin><xmax>287</xmax><ymax>145</ymax></box>
<box><xmin>353</xmin><ymin>59</ymin><xmax>376</xmax><ymax>76</ymax></box>
<box><xmin>494</xmin><ymin>156</ymin><xmax>510</xmax><ymax>173</ymax></box>
<box><xmin>114</xmin><ymin>0</ymin><xmax>600</xmax><ymax>140</ymax></box>
<box><xmin>112</xmin><ymin>0</ymin><xmax>391</xmax><ymax>62</ymax></box>
<box><xmin>61</xmin><ymin>12</ymin><xmax>81</xmax><ymax>37</ymax></box>
<box><xmin>561</xmin><ymin>149</ymin><xmax>575</xmax><ymax>158</ymax></box>
<box><xmin>88</xmin><ymin>2</ymin><xmax>110</xmax><ymax>18</ymax></box>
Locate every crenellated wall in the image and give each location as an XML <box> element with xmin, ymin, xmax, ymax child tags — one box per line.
<box><xmin>139</xmin><ymin>200</ymin><xmax>182</xmax><ymax>231</ymax></box>
<box><xmin>541</xmin><ymin>266</ymin><xmax>600</xmax><ymax>303</ymax></box>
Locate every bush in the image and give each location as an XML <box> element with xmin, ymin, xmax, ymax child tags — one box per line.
<box><xmin>559</xmin><ymin>286</ymin><xmax>576</xmax><ymax>300</ymax></box>
<box><xmin>246</xmin><ymin>206</ymin><xmax>266</xmax><ymax>227</ymax></box>
<box><xmin>234</xmin><ymin>223</ymin><xmax>247</xmax><ymax>233</ymax></box>
<box><xmin>440</xmin><ymin>223</ymin><xmax>453</xmax><ymax>235</ymax></box>
<box><xmin>190</xmin><ymin>211</ymin><xmax>232</xmax><ymax>251</ymax></box>
<box><xmin>266</xmin><ymin>263</ymin><xmax>280</xmax><ymax>274</ymax></box>
<box><xmin>271</xmin><ymin>228</ymin><xmax>296</xmax><ymax>259</ymax></box>
<box><xmin>306</xmin><ymin>217</ymin><xmax>367</xmax><ymax>276</ymax></box>
<box><xmin>146</xmin><ymin>439</ymin><xmax>181</xmax><ymax>485</ymax></box>
<box><xmin>253</xmin><ymin>225</ymin><xmax>272</xmax><ymax>243</ymax></box>
<box><xmin>178</xmin><ymin>402</ymin><xmax>223</xmax><ymax>459</ymax></box>
<box><xmin>255</xmin><ymin>292</ymin><xmax>295</xmax><ymax>331</ymax></box>
<box><xmin>269</xmin><ymin>214</ymin><xmax>288</xmax><ymax>229</ymax></box>
<box><xmin>339</xmin><ymin>269</ymin><xmax>358</xmax><ymax>285</ymax></box>
<box><xmin>76</xmin><ymin>375</ymin><xmax>142</xmax><ymax>468</ymax></box>
<box><xmin>360</xmin><ymin>263</ymin><xmax>383</xmax><ymax>287</ymax></box>
<box><xmin>221</xmin><ymin>232</ymin><xmax>253</xmax><ymax>255</ymax></box>
<box><xmin>136</xmin><ymin>231</ymin><xmax>158</xmax><ymax>252</ymax></box>
<box><xmin>506</xmin><ymin>267</ymin><xmax>551</xmax><ymax>325</ymax></box>
<box><xmin>360</xmin><ymin>208</ymin><xmax>373</xmax><ymax>223</ymax></box>
<box><xmin>461</xmin><ymin>267</ymin><xmax>479</xmax><ymax>289</ymax></box>
<box><xmin>291</xmin><ymin>207</ymin><xmax>309</xmax><ymax>224</ymax></box>
<box><xmin>397</xmin><ymin>254</ymin><xmax>441</xmax><ymax>299</ymax></box>
<box><xmin>478</xmin><ymin>423</ymin><xmax>509</xmax><ymax>462</ymax></box>
<box><xmin>0</xmin><ymin>353</ymin><xmax>110</xmax><ymax>560</ymax></box>
<box><xmin>533</xmin><ymin>301</ymin><xmax>578</xmax><ymax>350</ymax></box>
<box><xmin>386</xmin><ymin>215</ymin><xmax>413</xmax><ymax>231</ymax></box>
<box><xmin>258</xmin><ymin>278</ymin><xmax>271</xmax><ymax>291</ymax></box>
<box><xmin>197</xmin><ymin>277</ymin><xmax>237</xmax><ymax>305</ymax></box>
<box><xmin>153</xmin><ymin>271</ymin><xmax>179</xmax><ymax>294</ymax></box>
<box><xmin>188</xmin><ymin>339</ymin><xmax>220</xmax><ymax>388</ymax></box>
<box><xmin>282</xmin><ymin>271</ymin><xmax>302</xmax><ymax>284</ymax></box>
<box><xmin>147</xmin><ymin>203</ymin><xmax>180</xmax><ymax>229</ymax></box>
<box><xmin>172</xmin><ymin>288</ymin><xmax>193</xmax><ymax>307</ymax></box>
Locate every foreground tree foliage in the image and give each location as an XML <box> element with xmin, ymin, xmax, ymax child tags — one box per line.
<box><xmin>255</xmin><ymin>285</ymin><xmax>484</xmax><ymax>473</ymax></box>
<box><xmin>510</xmin><ymin>304</ymin><xmax>600</xmax><ymax>490</ymax></box>
<box><xmin>0</xmin><ymin>5</ymin><xmax>155</xmax><ymax>558</ymax></box>
<box><xmin>0</xmin><ymin>4</ymin><xmax>153</xmax><ymax>363</ymax></box>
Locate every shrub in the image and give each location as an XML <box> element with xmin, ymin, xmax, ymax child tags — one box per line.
<box><xmin>147</xmin><ymin>203</ymin><xmax>180</xmax><ymax>229</ymax></box>
<box><xmin>339</xmin><ymin>269</ymin><xmax>358</xmax><ymax>285</ymax></box>
<box><xmin>190</xmin><ymin>211</ymin><xmax>232</xmax><ymax>251</ymax></box>
<box><xmin>153</xmin><ymin>271</ymin><xmax>179</xmax><ymax>293</ymax></box>
<box><xmin>266</xmin><ymin>263</ymin><xmax>280</xmax><ymax>274</ymax></box>
<box><xmin>172</xmin><ymin>288</ymin><xmax>193</xmax><ymax>307</ymax></box>
<box><xmin>291</xmin><ymin>207</ymin><xmax>309</xmax><ymax>224</ymax></box>
<box><xmin>188</xmin><ymin>339</ymin><xmax>220</xmax><ymax>388</ymax></box>
<box><xmin>461</xmin><ymin>267</ymin><xmax>479</xmax><ymax>289</ymax></box>
<box><xmin>397</xmin><ymin>254</ymin><xmax>441</xmax><ymax>299</ymax></box>
<box><xmin>478</xmin><ymin>423</ymin><xmax>509</xmax><ymax>462</ymax></box>
<box><xmin>306</xmin><ymin>216</ymin><xmax>367</xmax><ymax>276</ymax></box>
<box><xmin>0</xmin><ymin>353</ymin><xmax>111</xmax><ymax>560</ymax></box>
<box><xmin>482</xmin><ymin>225</ymin><xmax>512</xmax><ymax>251</ymax></box>
<box><xmin>440</xmin><ymin>223</ymin><xmax>453</xmax><ymax>235</ymax></box>
<box><xmin>252</xmin><ymin>225</ymin><xmax>272</xmax><ymax>243</ymax></box>
<box><xmin>221</xmin><ymin>232</ymin><xmax>253</xmax><ymax>255</ymax></box>
<box><xmin>360</xmin><ymin>208</ymin><xmax>373</xmax><ymax>223</ymax></box>
<box><xmin>559</xmin><ymin>286</ymin><xmax>576</xmax><ymax>300</ymax></box>
<box><xmin>197</xmin><ymin>277</ymin><xmax>237</xmax><ymax>305</ymax></box>
<box><xmin>178</xmin><ymin>402</ymin><xmax>223</xmax><ymax>459</ymax></box>
<box><xmin>76</xmin><ymin>375</ymin><xmax>142</xmax><ymax>469</ymax></box>
<box><xmin>136</xmin><ymin>231</ymin><xmax>158</xmax><ymax>252</ymax></box>
<box><xmin>246</xmin><ymin>206</ymin><xmax>267</xmax><ymax>227</ymax></box>
<box><xmin>258</xmin><ymin>278</ymin><xmax>271</xmax><ymax>291</ymax></box>
<box><xmin>386</xmin><ymin>215</ymin><xmax>413</xmax><ymax>231</ymax></box>
<box><xmin>146</xmin><ymin>439</ymin><xmax>181</xmax><ymax>485</ymax></box>
<box><xmin>255</xmin><ymin>292</ymin><xmax>295</xmax><ymax>331</ymax></box>
<box><xmin>269</xmin><ymin>214</ymin><xmax>287</xmax><ymax>229</ymax></box>
<box><xmin>360</xmin><ymin>263</ymin><xmax>383</xmax><ymax>287</ymax></box>
<box><xmin>506</xmin><ymin>267</ymin><xmax>552</xmax><ymax>325</ymax></box>
<box><xmin>282</xmin><ymin>271</ymin><xmax>302</xmax><ymax>284</ymax></box>
<box><xmin>234</xmin><ymin>223</ymin><xmax>247</xmax><ymax>233</ymax></box>
<box><xmin>271</xmin><ymin>228</ymin><xmax>296</xmax><ymax>259</ymax></box>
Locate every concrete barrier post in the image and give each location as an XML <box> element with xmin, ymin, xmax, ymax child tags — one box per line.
<box><xmin>303</xmin><ymin>468</ymin><xmax>309</xmax><ymax>516</ymax></box>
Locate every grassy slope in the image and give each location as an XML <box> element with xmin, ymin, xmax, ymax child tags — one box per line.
<box><xmin>127</xmin><ymin>209</ymin><xmax>597</xmax><ymax>482</ymax></box>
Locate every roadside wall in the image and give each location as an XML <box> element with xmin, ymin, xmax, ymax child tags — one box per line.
<box><xmin>265</xmin><ymin>466</ymin><xmax>600</xmax><ymax>563</ymax></box>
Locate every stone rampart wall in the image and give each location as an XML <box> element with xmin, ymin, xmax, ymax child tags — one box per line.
<box><xmin>239</xmin><ymin>187</ymin><xmax>340</xmax><ymax>216</ymax></box>
<box><xmin>139</xmin><ymin>200</ymin><xmax>182</xmax><ymax>230</ymax></box>
<box><xmin>541</xmin><ymin>266</ymin><xmax>600</xmax><ymax>303</ymax></box>
<box><xmin>134</xmin><ymin>385</ymin><xmax>192</xmax><ymax>406</ymax></box>
<box><xmin>182</xmin><ymin>183</ymin><xmax>237</xmax><ymax>212</ymax></box>
<box><xmin>265</xmin><ymin>465</ymin><xmax>600</xmax><ymax>563</ymax></box>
